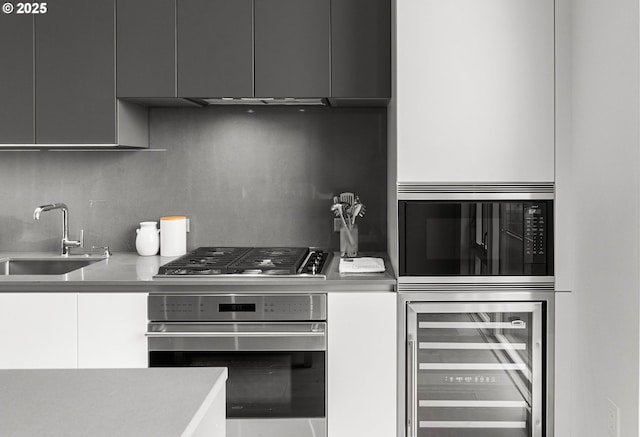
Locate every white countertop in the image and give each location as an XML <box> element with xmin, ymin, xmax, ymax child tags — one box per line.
<box><xmin>0</xmin><ymin>368</ymin><xmax>227</xmax><ymax>437</ymax></box>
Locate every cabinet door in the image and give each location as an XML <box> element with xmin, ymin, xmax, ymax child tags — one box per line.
<box><xmin>117</xmin><ymin>0</ymin><xmax>176</xmax><ymax>98</ymax></box>
<box><xmin>331</xmin><ymin>0</ymin><xmax>391</xmax><ymax>98</ymax></box>
<box><xmin>0</xmin><ymin>293</ymin><xmax>77</xmax><ymax>369</ymax></box>
<box><xmin>78</xmin><ymin>293</ymin><xmax>147</xmax><ymax>368</ymax></box>
<box><xmin>177</xmin><ymin>0</ymin><xmax>253</xmax><ymax>97</ymax></box>
<box><xmin>327</xmin><ymin>292</ymin><xmax>396</xmax><ymax>437</ymax></box>
<box><xmin>254</xmin><ymin>0</ymin><xmax>330</xmax><ymax>97</ymax></box>
<box><xmin>0</xmin><ymin>14</ymin><xmax>34</xmax><ymax>143</ymax></box>
<box><xmin>397</xmin><ymin>0</ymin><xmax>554</xmax><ymax>182</ymax></box>
<box><xmin>35</xmin><ymin>0</ymin><xmax>115</xmax><ymax>144</ymax></box>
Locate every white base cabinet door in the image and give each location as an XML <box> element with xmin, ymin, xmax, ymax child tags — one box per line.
<box><xmin>0</xmin><ymin>293</ymin><xmax>77</xmax><ymax>369</ymax></box>
<box><xmin>78</xmin><ymin>293</ymin><xmax>148</xmax><ymax>368</ymax></box>
<box><xmin>327</xmin><ymin>292</ymin><xmax>396</xmax><ymax>437</ymax></box>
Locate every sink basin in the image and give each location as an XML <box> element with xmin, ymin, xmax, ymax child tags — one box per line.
<box><xmin>0</xmin><ymin>258</ymin><xmax>103</xmax><ymax>275</ymax></box>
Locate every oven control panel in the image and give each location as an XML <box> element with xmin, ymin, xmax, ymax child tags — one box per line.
<box><xmin>149</xmin><ymin>294</ymin><xmax>327</xmax><ymax>321</ymax></box>
<box><xmin>262</xmin><ymin>300</ymin><xmax>316</xmax><ymax>315</ymax></box>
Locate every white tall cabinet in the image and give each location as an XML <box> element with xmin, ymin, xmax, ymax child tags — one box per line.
<box><xmin>327</xmin><ymin>292</ymin><xmax>396</xmax><ymax>437</ymax></box>
<box><xmin>396</xmin><ymin>0</ymin><xmax>555</xmax><ymax>183</ymax></box>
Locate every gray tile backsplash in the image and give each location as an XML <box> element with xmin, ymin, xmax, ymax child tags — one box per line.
<box><xmin>0</xmin><ymin>106</ymin><xmax>387</xmax><ymax>253</ymax></box>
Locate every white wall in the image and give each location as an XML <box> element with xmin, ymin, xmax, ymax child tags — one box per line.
<box><xmin>561</xmin><ymin>0</ymin><xmax>640</xmax><ymax>436</ymax></box>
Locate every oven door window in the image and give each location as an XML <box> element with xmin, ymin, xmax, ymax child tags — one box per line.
<box><xmin>150</xmin><ymin>351</ymin><xmax>325</xmax><ymax>418</ymax></box>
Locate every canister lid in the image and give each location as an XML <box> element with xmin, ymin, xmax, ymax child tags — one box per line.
<box><xmin>160</xmin><ymin>216</ymin><xmax>186</xmax><ymax>221</ymax></box>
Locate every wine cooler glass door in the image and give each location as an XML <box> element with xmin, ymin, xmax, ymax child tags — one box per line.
<box><xmin>407</xmin><ymin>302</ymin><xmax>543</xmax><ymax>437</ymax></box>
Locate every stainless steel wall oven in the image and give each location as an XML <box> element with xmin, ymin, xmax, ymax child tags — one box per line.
<box><xmin>147</xmin><ymin>293</ymin><xmax>327</xmax><ymax>437</ymax></box>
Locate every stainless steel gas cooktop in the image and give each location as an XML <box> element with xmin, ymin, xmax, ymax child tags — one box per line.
<box><xmin>154</xmin><ymin>247</ymin><xmax>330</xmax><ymax>279</ymax></box>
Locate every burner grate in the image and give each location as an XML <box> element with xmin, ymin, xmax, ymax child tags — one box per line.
<box><xmin>157</xmin><ymin>247</ymin><xmax>251</xmax><ymax>274</ymax></box>
<box><xmin>229</xmin><ymin>247</ymin><xmax>310</xmax><ymax>274</ymax></box>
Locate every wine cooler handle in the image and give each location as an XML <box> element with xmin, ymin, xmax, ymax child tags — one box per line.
<box><xmin>407</xmin><ymin>338</ymin><xmax>418</xmax><ymax>437</ymax></box>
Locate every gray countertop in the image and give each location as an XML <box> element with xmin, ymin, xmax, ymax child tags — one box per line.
<box><xmin>0</xmin><ymin>251</ymin><xmax>396</xmax><ymax>292</ymax></box>
<box><xmin>0</xmin><ymin>367</ymin><xmax>227</xmax><ymax>437</ymax></box>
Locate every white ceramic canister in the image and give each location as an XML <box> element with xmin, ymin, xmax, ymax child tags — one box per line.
<box><xmin>160</xmin><ymin>216</ymin><xmax>188</xmax><ymax>257</ymax></box>
<box><xmin>135</xmin><ymin>221</ymin><xmax>160</xmax><ymax>256</ymax></box>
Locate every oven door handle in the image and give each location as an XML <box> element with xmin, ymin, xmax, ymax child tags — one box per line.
<box><xmin>145</xmin><ymin>331</ymin><xmax>326</xmax><ymax>338</ymax></box>
<box><xmin>147</xmin><ymin>323</ymin><xmax>327</xmax><ymax>351</ymax></box>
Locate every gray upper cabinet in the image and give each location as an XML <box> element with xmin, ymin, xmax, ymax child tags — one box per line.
<box><xmin>254</xmin><ymin>0</ymin><xmax>330</xmax><ymax>97</ymax></box>
<box><xmin>35</xmin><ymin>0</ymin><xmax>116</xmax><ymax>144</ymax></box>
<box><xmin>113</xmin><ymin>0</ymin><xmax>387</xmax><ymax>102</ymax></box>
<box><xmin>0</xmin><ymin>14</ymin><xmax>34</xmax><ymax>144</ymax></box>
<box><xmin>0</xmin><ymin>0</ymin><xmax>147</xmax><ymax>147</ymax></box>
<box><xmin>330</xmin><ymin>0</ymin><xmax>390</xmax><ymax>99</ymax></box>
<box><xmin>177</xmin><ymin>0</ymin><xmax>253</xmax><ymax>97</ymax></box>
<box><xmin>117</xmin><ymin>0</ymin><xmax>176</xmax><ymax>98</ymax></box>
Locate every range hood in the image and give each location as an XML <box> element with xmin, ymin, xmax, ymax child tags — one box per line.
<box><xmin>194</xmin><ymin>97</ymin><xmax>328</xmax><ymax>106</ymax></box>
<box><xmin>119</xmin><ymin>95</ymin><xmax>388</xmax><ymax>110</ymax></box>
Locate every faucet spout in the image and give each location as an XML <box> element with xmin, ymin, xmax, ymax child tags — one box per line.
<box><xmin>33</xmin><ymin>203</ymin><xmax>82</xmax><ymax>255</ymax></box>
<box><xmin>34</xmin><ymin>203</ymin><xmax>67</xmax><ymax>220</ymax></box>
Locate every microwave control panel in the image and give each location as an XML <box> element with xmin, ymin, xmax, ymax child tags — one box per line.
<box><xmin>524</xmin><ymin>203</ymin><xmax>546</xmax><ymax>263</ymax></box>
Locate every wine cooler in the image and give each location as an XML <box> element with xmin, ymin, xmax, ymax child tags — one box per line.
<box><xmin>406</xmin><ymin>302</ymin><xmax>543</xmax><ymax>437</ymax></box>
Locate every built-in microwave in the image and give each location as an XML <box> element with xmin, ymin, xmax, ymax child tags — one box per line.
<box><xmin>398</xmin><ymin>186</ymin><xmax>554</xmax><ymax>278</ymax></box>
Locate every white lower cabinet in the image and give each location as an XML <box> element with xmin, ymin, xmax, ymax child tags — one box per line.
<box><xmin>0</xmin><ymin>292</ymin><xmax>148</xmax><ymax>369</ymax></box>
<box><xmin>327</xmin><ymin>292</ymin><xmax>397</xmax><ymax>437</ymax></box>
<box><xmin>77</xmin><ymin>293</ymin><xmax>148</xmax><ymax>368</ymax></box>
<box><xmin>0</xmin><ymin>293</ymin><xmax>78</xmax><ymax>369</ymax></box>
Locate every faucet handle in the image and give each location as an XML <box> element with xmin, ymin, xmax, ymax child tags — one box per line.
<box><xmin>91</xmin><ymin>245</ymin><xmax>111</xmax><ymax>257</ymax></box>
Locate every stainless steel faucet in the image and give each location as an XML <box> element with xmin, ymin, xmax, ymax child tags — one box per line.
<box><xmin>33</xmin><ymin>203</ymin><xmax>83</xmax><ymax>256</ymax></box>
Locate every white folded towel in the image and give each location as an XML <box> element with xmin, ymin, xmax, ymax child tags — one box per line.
<box><xmin>339</xmin><ymin>257</ymin><xmax>386</xmax><ymax>274</ymax></box>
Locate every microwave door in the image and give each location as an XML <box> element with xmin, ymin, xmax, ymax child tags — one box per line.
<box><xmin>399</xmin><ymin>198</ymin><xmax>553</xmax><ymax>277</ymax></box>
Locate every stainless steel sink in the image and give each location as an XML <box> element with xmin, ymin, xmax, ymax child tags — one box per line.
<box><xmin>0</xmin><ymin>258</ymin><xmax>103</xmax><ymax>275</ymax></box>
